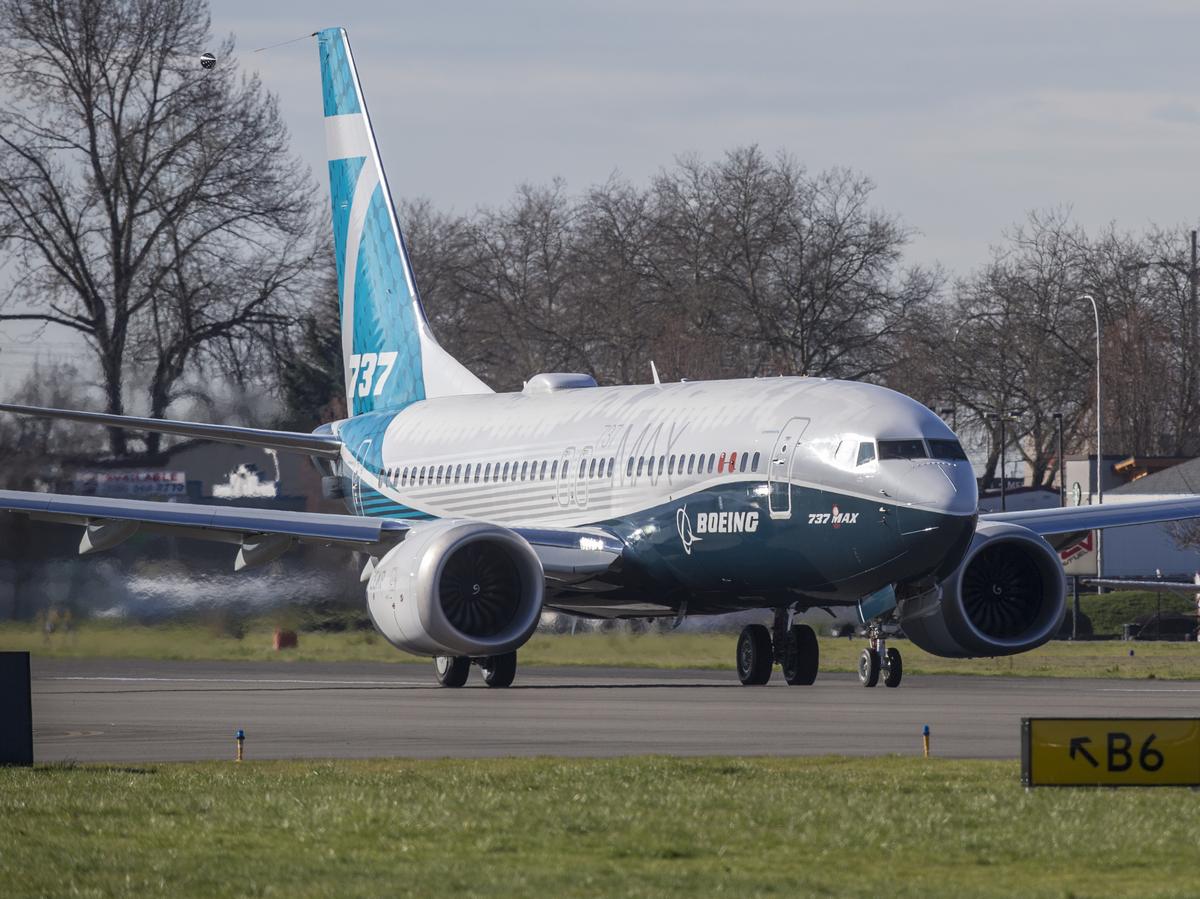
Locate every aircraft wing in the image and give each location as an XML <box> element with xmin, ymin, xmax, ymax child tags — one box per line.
<box><xmin>0</xmin><ymin>402</ymin><xmax>343</xmax><ymax>459</ymax></box>
<box><xmin>0</xmin><ymin>489</ymin><xmax>623</xmax><ymax>581</ymax></box>
<box><xmin>981</xmin><ymin>497</ymin><xmax>1200</xmax><ymax>537</ymax></box>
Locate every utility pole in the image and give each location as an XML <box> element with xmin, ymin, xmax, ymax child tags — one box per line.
<box><xmin>1053</xmin><ymin>412</ymin><xmax>1065</xmax><ymax>507</ymax></box>
<box><xmin>986</xmin><ymin>412</ymin><xmax>1015</xmax><ymax>511</ymax></box>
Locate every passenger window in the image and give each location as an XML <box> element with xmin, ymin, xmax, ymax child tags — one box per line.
<box><xmin>637</xmin><ymin>457</ymin><xmax>645</xmax><ymax>477</ymax></box>
<box><xmin>419</xmin><ymin>465</ymin><xmax>427</xmax><ymax>485</ymax></box>
<box><xmin>482</xmin><ymin>463</ymin><xmax>491</xmax><ymax>482</ymax></box>
<box><xmin>563</xmin><ymin>461</ymin><xmax>570</xmax><ymax>479</ymax></box>
<box><xmin>540</xmin><ymin>460</ymin><xmax>548</xmax><ymax>479</ymax></box>
<box><xmin>751</xmin><ymin>452</ymin><xmax>760</xmax><ymax>472</ymax></box>
<box><xmin>856</xmin><ymin>442</ymin><xmax>876</xmax><ymax>466</ymax></box>
<box><xmin>657</xmin><ymin>455</ymin><xmax>665</xmax><ymax>476</ymax></box>
<box><xmin>437</xmin><ymin>465</ymin><xmax>444</xmax><ymax>484</ymax></box>
<box><xmin>551</xmin><ymin>460</ymin><xmax>559</xmax><ymax>479</ymax></box>
<box><xmin>455</xmin><ymin>464</ymin><xmax>462</xmax><ymax>483</ymax></box>
<box><xmin>501</xmin><ymin>462</ymin><xmax>509</xmax><ymax>481</ymax></box>
<box><xmin>473</xmin><ymin>465</ymin><xmax>481</xmax><ymax>483</ymax></box>
<box><xmin>707</xmin><ymin>453</ymin><xmax>716</xmax><ymax>474</ymax></box>
<box><xmin>607</xmin><ymin>458</ymin><xmax>614</xmax><ymax>478</ymax></box>
<box><xmin>687</xmin><ymin>454</ymin><xmax>695</xmax><ymax>474</ymax></box>
<box><xmin>739</xmin><ymin>452</ymin><xmax>748</xmax><ymax>473</ymax></box>
<box><xmin>626</xmin><ymin>458</ymin><xmax>634</xmax><ymax>477</ymax></box>
<box><xmin>718</xmin><ymin>452</ymin><xmax>727</xmax><ymax>473</ymax></box>
<box><xmin>521</xmin><ymin>461</ymin><xmax>528</xmax><ymax>481</ymax></box>
<box><xmin>668</xmin><ymin>456</ymin><xmax>676</xmax><ymax>475</ymax></box>
<box><xmin>589</xmin><ymin>458</ymin><xmax>597</xmax><ymax>478</ymax></box>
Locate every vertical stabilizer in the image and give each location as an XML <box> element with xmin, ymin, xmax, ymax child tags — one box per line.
<box><xmin>316</xmin><ymin>27</ymin><xmax>491</xmax><ymax>416</ymax></box>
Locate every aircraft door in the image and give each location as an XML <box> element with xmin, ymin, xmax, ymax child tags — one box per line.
<box><xmin>351</xmin><ymin>438</ymin><xmax>373</xmax><ymax>515</ymax></box>
<box><xmin>557</xmin><ymin>447</ymin><xmax>576</xmax><ymax>507</ymax></box>
<box><xmin>575</xmin><ymin>445</ymin><xmax>594</xmax><ymax>510</ymax></box>
<box><xmin>767</xmin><ymin>417</ymin><xmax>809</xmax><ymax>520</ymax></box>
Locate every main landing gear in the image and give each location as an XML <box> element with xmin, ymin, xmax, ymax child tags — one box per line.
<box><xmin>433</xmin><ymin>651</ymin><xmax>518</xmax><ymax>688</ymax></box>
<box><xmin>858</xmin><ymin>622</ymin><xmax>902</xmax><ymax>688</ymax></box>
<box><xmin>736</xmin><ymin>609</ymin><xmax>820</xmax><ymax>686</ymax></box>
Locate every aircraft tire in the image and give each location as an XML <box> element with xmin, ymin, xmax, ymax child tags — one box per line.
<box><xmin>736</xmin><ymin>625</ymin><xmax>773</xmax><ymax>686</ymax></box>
<box><xmin>782</xmin><ymin>624</ymin><xmax>819</xmax><ymax>685</ymax></box>
<box><xmin>434</xmin><ymin>655</ymin><xmax>471</xmax><ymax>688</ymax></box>
<box><xmin>481</xmin><ymin>651</ymin><xmax>517</xmax><ymax>688</ymax></box>
<box><xmin>858</xmin><ymin>648</ymin><xmax>881</xmax><ymax>688</ymax></box>
<box><xmin>883</xmin><ymin>648</ymin><xmax>903</xmax><ymax>688</ymax></box>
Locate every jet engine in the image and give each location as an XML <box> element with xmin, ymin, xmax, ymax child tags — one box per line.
<box><xmin>899</xmin><ymin>521</ymin><xmax>1066</xmax><ymax>658</ymax></box>
<box><xmin>365</xmin><ymin>520</ymin><xmax>544</xmax><ymax>658</ymax></box>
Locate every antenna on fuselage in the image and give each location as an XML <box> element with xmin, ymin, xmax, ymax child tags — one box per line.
<box><xmin>650</xmin><ymin>361</ymin><xmax>661</xmax><ymax>386</ymax></box>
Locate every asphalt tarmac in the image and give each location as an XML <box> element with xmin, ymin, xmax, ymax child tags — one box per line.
<box><xmin>30</xmin><ymin>657</ymin><xmax>1200</xmax><ymax>763</ymax></box>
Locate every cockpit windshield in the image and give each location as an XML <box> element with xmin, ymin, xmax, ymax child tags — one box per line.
<box><xmin>877</xmin><ymin>439</ymin><xmax>927</xmax><ymax>460</ymax></box>
<box><xmin>928</xmin><ymin>439</ymin><xmax>969</xmax><ymax>461</ymax></box>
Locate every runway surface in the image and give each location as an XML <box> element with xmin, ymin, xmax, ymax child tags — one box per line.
<box><xmin>30</xmin><ymin>657</ymin><xmax>1200</xmax><ymax>763</ymax></box>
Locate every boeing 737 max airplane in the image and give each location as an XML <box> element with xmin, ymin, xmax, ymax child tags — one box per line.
<box><xmin>4</xmin><ymin>28</ymin><xmax>1199</xmax><ymax>689</ymax></box>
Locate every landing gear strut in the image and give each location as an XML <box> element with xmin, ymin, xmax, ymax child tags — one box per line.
<box><xmin>858</xmin><ymin>622</ymin><xmax>902</xmax><ymax>688</ymax></box>
<box><xmin>736</xmin><ymin>610</ymin><xmax>820</xmax><ymax>686</ymax></box>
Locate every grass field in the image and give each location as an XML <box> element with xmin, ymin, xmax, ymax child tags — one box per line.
<box><xmin>2</xmin><ymin>618</ymin><xmax>1199</xmax><ymax>680</ymax></box>
<box><xmin>2</xmin><ymin>756</ymin><xmax>1197</xmax><ymax>897</ymax></box>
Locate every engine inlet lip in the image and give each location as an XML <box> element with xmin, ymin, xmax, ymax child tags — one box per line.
<box><xmin>415</xmin><ymin>522</ymin><xmax>545</xmax><ymax>656</ymax></box>
<box><xmin>947</xmin><ymin>530</ymin><xmax>1066</xmax><ymax>654</ymax></box>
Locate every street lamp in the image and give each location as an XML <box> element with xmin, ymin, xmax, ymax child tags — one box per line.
<box><xmin>1078</xmin><ymin>294</ymin><xmax>1102</xmax><ymax>581</ymax></box>
<box><xmin>985</xmin><ymin>412</ymin><xmax>1017</xmax><ymax>511</ymax></box>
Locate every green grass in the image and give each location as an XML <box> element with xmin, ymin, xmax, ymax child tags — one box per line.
<box><xmin>1080</xmin><ymin>590</ymin><xmax>1197</xmax><ymax>636</ymax></box>
<box><xmin>1</xmin><ymin>756</ymin><xmax>1197</xmax><ymax>897</ymax></box>
<box><xmin>3</xmin><ymin>618</ymin><xmax>1199</xmax><ymax>680</ymax></box>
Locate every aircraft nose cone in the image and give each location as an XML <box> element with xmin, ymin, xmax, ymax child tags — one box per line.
<box><xmin>899</xmin><ymin>507</ymin><xmax>977</xmax><ymax>581</ymax></box>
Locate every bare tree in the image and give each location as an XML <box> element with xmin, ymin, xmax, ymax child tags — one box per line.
<box><xmin>0</xmin><ymin>0</ymin><xmax>316</xmax><ymax>455</ymax></box>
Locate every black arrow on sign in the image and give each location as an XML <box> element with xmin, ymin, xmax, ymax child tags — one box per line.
<box><xmin>1069</xmin><ymin>736</ymin><xmax>1099</xmax><ymax>767</ymax></box>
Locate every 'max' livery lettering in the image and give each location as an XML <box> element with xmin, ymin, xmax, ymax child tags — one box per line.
<box><xmin>5</xmin><ymin>27</ymin><xmax>1200</xmax><ymax>691</ymax></box>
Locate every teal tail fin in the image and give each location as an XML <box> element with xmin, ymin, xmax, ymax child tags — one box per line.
<box><xmin>316</xmin><ymin>27</ymin><xmax>490</xmax><ymax>416</ymax></box>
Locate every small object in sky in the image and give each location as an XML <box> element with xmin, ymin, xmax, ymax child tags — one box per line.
<box><xmin>200</xmin><ymin>52</ymin><xmax>216</xmax><ymax>70</ymax></box>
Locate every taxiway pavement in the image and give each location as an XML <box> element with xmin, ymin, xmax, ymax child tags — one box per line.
<box><xmin>30</xmin><ymin>657</ymin><xmax>1200</xmax><ymax>763</ymax></box>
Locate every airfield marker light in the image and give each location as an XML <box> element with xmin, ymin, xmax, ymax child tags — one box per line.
<box><xmin>236</xmin><ymin>729</ymin><xmax>245</xmax><ymax>762</ymax></box>
<box><xmin>923</xmin><ymin>725</ymin><xmax>931</xmax><ymax>758</ymax></box>
<box><xmin>1129</xmin><ymin>649</ymin><xmax>1135</xmax><ymax>657</ymax></box>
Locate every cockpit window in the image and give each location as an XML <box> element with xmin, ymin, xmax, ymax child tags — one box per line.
<box><xmin>928</xmin><ymin>439</ymin><xmax>968</xmax><ymax>461</ymax></box>
<box><xmin>878</xmin><ymin>439</ymin><xmax>928</xmax><ymax>460</ymax></box>
<box><xmin>855</xmin><ymin>442</ymin><xmax>876</xmax><ymax>466</ymax></box>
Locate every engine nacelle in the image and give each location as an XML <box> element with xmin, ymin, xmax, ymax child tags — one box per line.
<box><xmin>899</xmin><ymin>521</ymin><xmax>1066</xmax><ymax>658</ymax></box>
<box><xmin>365</xmin><ymin>519</ymin><xmax>544</xmax><ymax>657</ymax></box>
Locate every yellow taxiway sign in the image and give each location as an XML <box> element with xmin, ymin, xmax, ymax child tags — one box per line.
<box><xmin>1022</xmin><ymin>718</ymin><xmax>1200</xmax><ymax>787</ymax></box>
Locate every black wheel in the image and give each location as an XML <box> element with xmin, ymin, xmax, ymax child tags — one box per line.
<box><xmin>434</xmin><ymin>655</ymin><xmax>470</xmax><ymax>687</ymax></box>
<box><xmin>883</xmin><ymin>648</ymin><xmax>903</xmax><ymax>688</ymax></box>
<box><xmin>481</xmin><ymin>651</ymin><xmax>517</xmax><ymax>688</ymax></box>
<box><xmin>782</xmin><ymin>624</ymin><xmax>819</xmax><ymax>685</ymax></box>
<box><xmin>858</xmin><ymin>648</ymin><xmax>880</xmax><ymax>688</ymax></box>
<box><xmin>736</xmin><ymin>624</ymin><xmax>773</xmax><ymax>685</ymax></box>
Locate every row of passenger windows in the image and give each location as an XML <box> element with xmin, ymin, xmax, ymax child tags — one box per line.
<box><xmin>379</xmin><ymin>450</ymin><xmax>762</xmax><ymax>489</ymax></box>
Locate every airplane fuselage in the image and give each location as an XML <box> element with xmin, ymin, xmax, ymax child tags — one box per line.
<box><xmin>331</xmin><ymin>375</ymin><xmax>979</xmax><ymax>616</ymax></box>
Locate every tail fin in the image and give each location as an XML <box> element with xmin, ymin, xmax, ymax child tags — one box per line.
<box><xmin>316</xmin><ymin>27</ymin><xmax>490</xmax><ymax>416</ymax></box>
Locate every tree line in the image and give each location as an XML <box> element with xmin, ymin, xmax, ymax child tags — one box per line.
<box><xmin>2</xmin><ymin>0</ymin><xmax>1198</xmax><ymax>491</ymax></box>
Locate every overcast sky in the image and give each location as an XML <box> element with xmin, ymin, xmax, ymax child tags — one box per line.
<box><xmin>212</xmin><ymin>0</ymin><xmax>1200</xmax><ymax>274</ymax></box>
<box><xmin>4</xmin><ymin>1</ymin><xmax>1200</xmax><ymax>381</ymax></box>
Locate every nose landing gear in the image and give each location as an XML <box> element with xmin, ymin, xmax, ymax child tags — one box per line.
<box><xmin>736</xmin><ymin>609</ymin><xmax>821</xmax><ymax>686</ymax></box>
<box><xmin>858</xmin><ymin>622</ymin><xmax>903</xmax><ymax>688</ymax></box>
